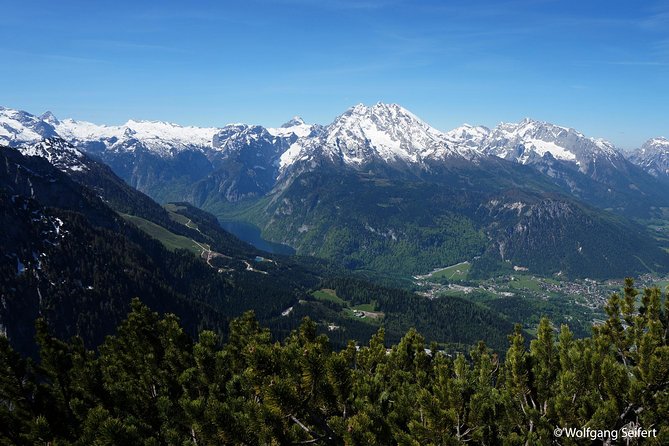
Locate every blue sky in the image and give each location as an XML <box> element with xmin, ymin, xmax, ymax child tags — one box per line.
<box><xmin>1</xmin><ymin>0</ymin><xmax>667</xmax><ymax>148</ymax></box>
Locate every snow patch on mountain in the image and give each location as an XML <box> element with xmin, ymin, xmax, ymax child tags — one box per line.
<box><xmin>279</xmin><ymin>141</ymin><xmax>306</xmax><ymax>169</ymax></box>
<box><xmin>18</xmin><ymin>138</ymin><xmax>89</xmax><ymax>173</ymax></box>
<box><xmin>521</xmin><ymin>139</ymin><xmax>576</xmax><ymax>162</ymax></box>
<box><xmin>267</xmin><ymin>117</ymin><xmax>317</xmax><ymax>139</ymax></box>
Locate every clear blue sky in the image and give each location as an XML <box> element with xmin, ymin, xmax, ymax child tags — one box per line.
<box><xmin>1</xmin><ymin>0</ymin><xmax>667</xmax><ymax>148</ymax></box>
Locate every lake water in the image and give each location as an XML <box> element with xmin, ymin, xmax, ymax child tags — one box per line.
<box><xmin>219</xmin><ymin>220</ymin><xmax>295</xmax><ymax>255</ymax></box>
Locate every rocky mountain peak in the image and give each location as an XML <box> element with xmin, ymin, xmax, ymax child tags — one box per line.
<box><xmin>641</xmin><ymin>136</ymin><xmax>669</xmax><ymax>152</ymax></box>
<box><xmin>40</xmin><ymin>111</ymin><xmax>60</xmax><ymax>126</ymax></box>
<box><xmin>281</xmin><ymin>116</ymin><xmax>305</xmax><ymax>128</ymax></box>
<box><xmin>628</xmin><ymin>137</ymin><xmax>669</xmax><ymax>179</ymax></box>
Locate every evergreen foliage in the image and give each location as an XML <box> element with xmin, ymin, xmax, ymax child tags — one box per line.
<box><xmin>2</xmin><ymin>280</ymin><xmax>667</xmax><ymax>444</ymax></box>
<box><xmin>318</xmin><ymin>277</ymin><xmax>514</xmax><ymax>352</ymax></box>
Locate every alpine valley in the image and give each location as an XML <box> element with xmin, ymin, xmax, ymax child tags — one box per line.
<box><xmin>3</xmin><ymin>103</ymin><xmax>668</xmax><ymax>275</ymax></box>
<box><xmin>2</xmin><ymin>103</ymin><xmax>669</xmax><ymax>356</ymax></box>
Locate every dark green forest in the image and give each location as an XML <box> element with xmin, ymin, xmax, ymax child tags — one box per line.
<box><xmin>230</xmin><ymin>163</ymin><xmax>669</xmax><ymax>280</ymax></box>
<box><xmin>2</xmin><ymin>279</ymin><xmax>667</xmax><ymax>445</ymax></box>
<box><xmin>0</xmin><ymin>146</ymin><xmax>517</xmax><ymax>360</ymax></box>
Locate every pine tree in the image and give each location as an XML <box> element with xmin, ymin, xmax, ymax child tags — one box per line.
<box><xmin>0</xmin><ymin>336</ymin><xmax>37</xmax><ymax>446</ymax></box>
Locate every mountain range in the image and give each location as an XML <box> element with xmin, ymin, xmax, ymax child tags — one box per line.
<box><xmin>2</xmin><ymin>103</ymin><xmax>667</xmax><ymax>195</ymax></box>
<box><xmin>2</xmin><ymin>103</ymin><xmax>668</xmax><ymax>279</ymax></box>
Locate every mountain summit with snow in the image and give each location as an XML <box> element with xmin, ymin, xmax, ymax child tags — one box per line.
<box><xmin>324</xmin><ymin>102</ymin><xmax>461</xmax><ymax>162</ymax></box>
<box><xmin>279</xmin><ymin>102</ymin><xmax>480</xmax><ymax>172</ymax></box>
<box><xmin>281</xmin><ymin>116</ymin><xmax>306</xmax><ymax>128</ymax></box>
<box><xmin>267</xmin><ymin>116</ymin><xmax>320</xmax><ymax>139</ymax></box>
<box><xmin>482</xmin><ymin>118</ymin><xmax>624</xmax><ymax>173</ymax></box>
<box><xmin>0</xmin><ymin>106</ymin><xmax>59</xmax><ymax>146</ymax></box>
<box><xmin>0</xmin><ymin>108</ymin><xmax>90</xmax><ymax>173</ymax></box>
<box><xmin>628</xmin><ymin>137</ymin><xmax>669</xmax><ymax>181</ymax></box>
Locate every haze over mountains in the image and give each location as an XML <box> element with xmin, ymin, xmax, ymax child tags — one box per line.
<box><xmin>2</xmin><ymin>103</ymin><xmax>669</xmax><ymax>279</ymax></box>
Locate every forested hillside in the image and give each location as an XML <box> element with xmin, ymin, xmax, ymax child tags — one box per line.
<box><xmin>236</xmin><ymin>163</ymin><xmax>669</xmax><ymax>279</ymax></box>
<box><xmin>0</xmin><ymin>146</ymin><xmax>517</xmax><ymax>357</ymax></box>
<box><xmin>2</xmin><ymin>280</ymin><xmax>667</xmax><ymax>445</ymax></box>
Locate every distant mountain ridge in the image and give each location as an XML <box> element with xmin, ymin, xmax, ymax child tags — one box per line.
<box><xmin>2</xmin><ymin>103</ymin><xmax>669</xmax><ymax>278</ymax></box>
<box><xmin>0</xmin><ymin>106</ymin><xmax>320</xmax><ymax>203</ymax></box>
<box><xmin>2</xmin><ymin>103</ymin><xmax>664</xmax><ymax>195</ymax></box>
<box><xmin>628</xmin><ymin>137</ymin><xmax>669</xmax><ymax>182</ymax></box>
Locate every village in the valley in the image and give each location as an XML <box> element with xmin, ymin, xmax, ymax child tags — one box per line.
<box><xmin>414</xmin><ymin>261</ymin><xmax>669</xmax><ymax>312</ymax></box>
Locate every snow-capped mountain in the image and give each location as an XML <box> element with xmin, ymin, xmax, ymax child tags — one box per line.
<box><xmin>275</xmin><ymin>106</ymin><xmax>634</xmax><ymax>181</ymax></box>
<box><xmin>438</xmin><ymin>116</ymin><xmax>638</xmax><ymax>184</ymax></box>
<box><xmin>0</xmin><ymin>106</ymin><xmax>59</xmax><ymax>146</ymax></box>
<box><xmin>54</xmin><ymin>117</ymin><xmax>219</xmax><ymax>156</ymax></box>
<box><xmin>2</xmin><ymin>106</ymin><xmax>321</xmax><ymax>159</ymax></box>
<box><xmin>212</xmin><ymin>124</ymin><xmax>287</xmax><ymax>154</ymax></box>
<box><xmin>482</xmin><ymin>118</ymin><xmax>626</xmax><ymax>174</ymax></box>
<box><xmin>55</xmin><ymin>114</ymin><xmax>321</xmax><ymax>159</ymax></box>
<box><xmin>628</xmin><ymin>137</ymin><xmax>669</xmax><ymax>180</ymax></box>
<box><xmin>443</xmin><ymin>124</ymin><xmax>491</xmax><ymax>151</ymax></box>
<box><xmin>0</xmin><ymin>103</ymin><xmax>633</xmax><ymax>177</ymax></box>
<box><xmin>435</xmin><ymin>117</ymin><xmax>669</xmax><ymax>214</ymax></box>
<box><xmin>0</xmin><ymin>106</ymin><xmax>218</xmax><ymax>157</ymax></box>
<box><xmin>0</xmin><ymin>106</ymin><xmax>324</xmax><ymax>203</ymax></box>
<box><xmin>1</xmin><ymin>106</ymin><xmax>91</xmax><ymax>173</ymax></box>
<box><xmin>279</xmin><ymin>103</ymin><xmax>479</xmax><ymax>172</ymax></box>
